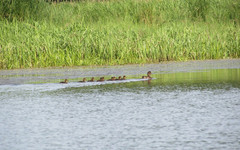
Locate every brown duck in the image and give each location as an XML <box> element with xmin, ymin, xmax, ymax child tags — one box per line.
<box><xmin>121</xmin><ymin>75</ymin><xmax>126</xmax><ymax>80</ymax></box>
<box><xmin>60</xmin><ymin>79</ymin><xmax>68</xmax><ymax>84</ymax></box>
<box><xmin>88</xmin><ymin>77</ymin><xmax>95</xmax><ymax>82</ymax></box>
<box><xmin>142</xmin><ymin>71</ymin><xmax>152</xmax><ymax>79</ymax></box>
<box><xmin>97</xmin><ymin>77</ymin><xmax>105</xmax><ymax>82</ymax></box>
<box><xmin>116</xmin><ymin>76</ymin><xmax>122</xmax><ymax>80</ymax></box>
<box><xmin>79</xmin><ymin>78</ymin><xmax>87</xmax><ymax>83</ymax></box>
<box><xmin>107</xmin><ymin>76</ymin><xmax>116</xmax><ymax>81</ymax></box>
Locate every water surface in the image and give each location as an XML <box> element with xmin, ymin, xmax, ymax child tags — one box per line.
<box><xmin>0</xmin><ymin>60</ymin><xmax>240</xmax><ymax>150</ymax></box>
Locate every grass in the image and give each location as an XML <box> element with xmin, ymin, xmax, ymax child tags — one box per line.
<box><xmin>0</xmin><ymin>0</ymin><xmax>240</xmax><ymax>69</ymax></box>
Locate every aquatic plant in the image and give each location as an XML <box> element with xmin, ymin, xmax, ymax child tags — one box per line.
<box><xmin>0</xmin><ymin>0</ymin><xmax>47</xmax><ymax>21</ymax></box>
<box><xmin>0</xmin><ymin>0</ymin><xmax>239</xmax><ymax>69</ymax></box>
<box><xmin>186</xmin><ymin>0</ymin><xmax>209</xmax><ymax>21</ymax></box>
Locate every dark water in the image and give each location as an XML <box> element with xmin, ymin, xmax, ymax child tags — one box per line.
<box><xmin>0</xmin><ymin>60</ymin><xmax>240</xmax><ymax>150</ymax></box>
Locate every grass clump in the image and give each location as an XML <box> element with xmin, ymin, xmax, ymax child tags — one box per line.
<box><xmin>0</xmin><ymin>0</ymin><xmax>47</xmax><ymax>21</ymax></box>
<box><xmin>186</xmin><ymin>0</ymin><xmax>209</xmax><ymax>21</ymax></box>
<box><xmin>0</xmin><ymin>0</ymin><xmax>240</xmax><ymax>69</ymax></box>
<box><xmin>228</xmin><ymin>0</ymin><xmax>240</xmax><ymax>25</ymax></box>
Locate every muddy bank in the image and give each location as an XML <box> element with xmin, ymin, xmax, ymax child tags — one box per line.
<box><xmin>0</xmin><ymin>59</ymin><xmax>240</xmax><ymax>85</ymax></box>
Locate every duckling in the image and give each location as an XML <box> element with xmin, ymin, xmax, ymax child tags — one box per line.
<box><xmin>142</xmin><ymin>71</ymin><xmax>152</xmax><ymax>79</ymax></box>
<box><xmin>121</xmin><ymin>75</ymin><xmax>126</xmax><ymax>80</ymax></box>
<box><xmin>60</xmin><ymin>79</ymin><xmax>68</xmax><ymax>84</ymax></box>
<box><xmin>88</xmin><ymin>77</ymin><xmax>95</xmax><ymax>82</ymax></box>
<box><xmin>121</xmin><ymin>76</ymin><xmax>126</xmax><ymax>80</ymax></box>
<box><xmin>116</xmin><ymin>76</ymin><xmax>122</xmax><ymax>80</ymax></box>
<box><xmin>79</xmin><ymin>78</ymin><xmax>86</xmax><ymax>83</ymax></box>
<box><xmin>97</xmin><ymin>77</ymin><xmax>105</xmax><ymax>82</ymax></box>
<box><xmin>107</xmin><ymin>76</ymin><xmax>116</xmax><ymax>81</ymax></box>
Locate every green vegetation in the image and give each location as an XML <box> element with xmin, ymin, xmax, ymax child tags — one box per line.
<box><xmin>0</xmin><ymin>0</ymin><xmax>240</xmax><ymax>69</ymax></box>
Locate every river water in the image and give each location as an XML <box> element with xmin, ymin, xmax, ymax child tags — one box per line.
<box><xmin>0</xmin><ymin>59</ymin><xmax>240</xmax><ymax>150</ymax></box>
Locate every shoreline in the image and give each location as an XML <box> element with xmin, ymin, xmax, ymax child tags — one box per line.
<box><xmin>0</xmin><ymin>59</ymin><xmax>240</xmax><ymax>85</ymax></box>
<box><xmin>1</xmin><ymin>58</ymin><xmax>240</xmax><ymax>71</ymax></box>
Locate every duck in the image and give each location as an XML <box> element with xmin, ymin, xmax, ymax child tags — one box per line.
<box><xmin>107</xmin><ymin>76</ymin><xmax>116</xmax><ymax>81</ymax></box>
<box><xmin>142</xmin><ymin>71</ymin><xmax>152</xmax><ymax>79</ymax></box>
<box><xmin>79</xmin><ymin>78</ymin><xmax>87</xmax><ymax>83</ymax></box>
<box><xmin>121</xmin><ymin>75</ymin><xmax>126</xmax><ymax>80</ymax></box>
<box><xmin>88</xmin><ymin>77</ymin><xmax>95</xmax><ymax>82</ymax></box>
<box><xmin>116</xmin><ymin>76</ymin><xmax>122</xmax><ymax>80</ymax></box>
<box><xmin>60</xmin><ymin>79</ymin><xmax>68</xmax><ymax>84</ymax></box>
<box><xmin>97</xmin><ymin>77</ymin><xmax>105</xmax><ymax>82</ymax></box>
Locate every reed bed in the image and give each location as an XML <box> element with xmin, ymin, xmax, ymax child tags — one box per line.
<box><xmin>0</xmin><ymin>0</ymin><xmax>239</xmax><ymax>69</ymax></box>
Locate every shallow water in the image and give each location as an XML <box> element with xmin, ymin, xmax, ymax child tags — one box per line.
<box><xmin>0</xmin><ymin>60</ymin><xmax>240</xmax><ymax>150</ymax></box>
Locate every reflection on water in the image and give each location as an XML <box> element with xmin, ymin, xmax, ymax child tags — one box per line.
<box><xmin>0</xmin><ymin>69</ymin><xmax>240</xmax><ymax>150</ymax></box>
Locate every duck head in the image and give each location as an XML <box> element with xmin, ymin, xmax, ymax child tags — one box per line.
<box><xmin>147</xmin><ymin>71</ymin><xmax>152</xmax><ymax>76</ymax></box>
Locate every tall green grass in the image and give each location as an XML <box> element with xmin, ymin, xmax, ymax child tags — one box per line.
<box><xmin>0</xmin><ymin>0</ymin><xmax>239</xmax><ymax>69</ymax></box>
<box><xmin>0</xmin><ymin>0</ymin><xmax>47</xmax><ymax>21</ymax></box>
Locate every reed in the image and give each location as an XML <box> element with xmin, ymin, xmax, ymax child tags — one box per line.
<box><xmin>0</xmin><ymin>0</ymin><xmax>239</xmax><ymax>69</ymax></box>
<box><xmin>0</xmin><ymin>0</ymin><xmax>47</xmax><ymax>21</ymax></box>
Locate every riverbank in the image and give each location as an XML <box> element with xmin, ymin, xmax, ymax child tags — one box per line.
<box><xmin>0</xmin><ymin>0</ymin><xmax>240</xmax><ymax>69</ymax></box>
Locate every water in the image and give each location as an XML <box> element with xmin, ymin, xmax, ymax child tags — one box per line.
<box><xmin>0</xmin><ymin>60</ymin><xmax>240</xmax><ymax>150</ymax></box>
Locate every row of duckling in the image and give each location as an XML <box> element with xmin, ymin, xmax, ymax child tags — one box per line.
<box><xmin>60</xmin><ymin>76</ymin><xmax>126</xmax><ymax>84</ymax></box>
<box><xmin>60</xmin><ymin>71</ymin><xmax>152</xmax><ymax>84</ymax></box>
